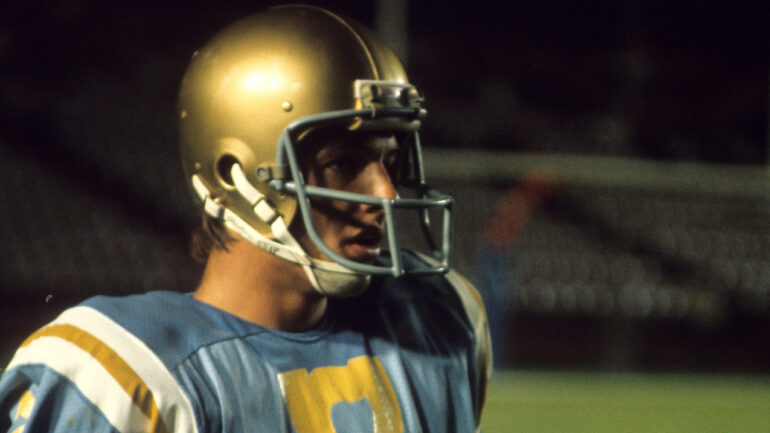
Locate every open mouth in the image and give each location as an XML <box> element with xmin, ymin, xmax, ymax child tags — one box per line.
<box><xmin>351</xmin><ymin>231</ymin><xmax>381</xmax><ymax>247</ymax></box>
<box><xmin>343</xmin><ymin>229</ymin><xmax>383</xmax><ymax>262</ymax></box>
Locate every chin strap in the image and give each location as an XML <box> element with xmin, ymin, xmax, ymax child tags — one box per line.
<box><xmin>191</xmin><ymin>167</ymin><xmax>370</xmax><ymax>298</ymax></box>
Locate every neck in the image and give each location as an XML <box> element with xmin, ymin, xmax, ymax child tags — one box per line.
<box><xmin>193</xmin><ymin>238</ymin><xmax>328</xmax><ymax>332</ymax></box>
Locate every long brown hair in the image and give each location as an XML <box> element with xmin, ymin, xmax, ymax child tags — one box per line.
<box><xmin>189</xmin><ymin>212</ymin><xmax>234</xmax><ymax>262</ymax></box>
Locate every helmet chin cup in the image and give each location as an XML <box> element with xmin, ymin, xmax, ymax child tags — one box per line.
<box><xmin>192</xmin><ymin>171</ymin><xmax>372</xmax><ymax>297</ymax></box>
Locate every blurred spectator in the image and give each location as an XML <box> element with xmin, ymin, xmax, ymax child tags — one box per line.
<box><xmin>476</xmin><ymin>167</ymin><xmax>560</xmax><ymax>367</ymax></box>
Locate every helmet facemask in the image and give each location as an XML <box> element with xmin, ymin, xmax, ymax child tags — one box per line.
<box><xmin>273</xmin><ymin>104</ymin><xmax>454</xmax><ymax>278</ymax></box>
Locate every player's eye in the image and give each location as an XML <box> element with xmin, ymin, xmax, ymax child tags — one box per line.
<box><xmin>324</xmin><ymin>156</ymin><xmax>357</xmax><ymax>174</ymax></box>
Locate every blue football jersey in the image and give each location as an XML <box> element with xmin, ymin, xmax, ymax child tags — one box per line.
<box><xmin>0</xmin><ymin>253</ymin><xmax>491</xmax><ymax>433</ymax></box>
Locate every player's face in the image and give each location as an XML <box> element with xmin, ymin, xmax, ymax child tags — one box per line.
<box><xmin>294</xmin><ymin>132</ymin><xmax>399</xmax><ymax>264</ymax></box>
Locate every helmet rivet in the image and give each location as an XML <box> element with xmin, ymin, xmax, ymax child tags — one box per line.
<box><xmin>281</xmin><ymin>101</ymin><xmax>293</xmax><ymax>112</ymax></box>
<box><xmin>257</xmin><ymin>167</ymin><xmax>270</xmax><ymax>181</ymax></box>
<box><xmin>180</xmin><ymin>110</ymin><xmax>188</xmax><ymax>119</ymax></box>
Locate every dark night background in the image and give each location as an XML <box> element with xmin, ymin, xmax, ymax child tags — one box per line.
<box><xmin>1</xmin><ymin>1</ymin><xmax>769</xmax><ymax>372</ymax></box>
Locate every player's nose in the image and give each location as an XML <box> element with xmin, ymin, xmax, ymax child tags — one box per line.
<box><xmin>366</xmin><ymin>161</ymin><xmax>398</xmax><ymax>200</ymax></box>
<box><xmin>355</xmin><ymin>161</ymin><xmax>397</xmax><ymax>219</ymax></box>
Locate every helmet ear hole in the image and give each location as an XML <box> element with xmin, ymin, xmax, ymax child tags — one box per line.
<box><xmin>215</xmin><ymin>154</ymin><xmax>239</xmax><ymax>188</ymax></box>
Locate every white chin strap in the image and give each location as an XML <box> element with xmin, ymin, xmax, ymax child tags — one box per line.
<box><xmin>191</xmin><ymin>167</ymin><xmax>370</xmax><ymax>298</ymax></box>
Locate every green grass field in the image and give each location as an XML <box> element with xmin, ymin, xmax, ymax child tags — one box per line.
<box><xmin>481</xmin><ymin>370</ymin><xmax>770</xmax><ymax>432</ymax></box>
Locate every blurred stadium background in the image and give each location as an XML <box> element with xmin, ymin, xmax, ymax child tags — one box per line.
<box><xmin>1</xmin><ymin>1</ymin><xmax>768</xmax><ymax>430</ymax></box>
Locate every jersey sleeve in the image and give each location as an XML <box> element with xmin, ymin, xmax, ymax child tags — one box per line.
<box><xmin>442</xmin><ymin>268</ymin><xmax>493</xmax><ymax>432</ymax></box>
<box><xmin>0</xmin><ymin>305</ymin><xmax>199</xmax><ymax>433</ymax></box>
<box><xmin>1</xmin><ymin>363</ymin><xmax>125</xmax><ymax>433</ymax></box>
<box><xmin>411</xmin><ymin>252</ymin><xmax>493</xmax><ymax>431</ymax></box>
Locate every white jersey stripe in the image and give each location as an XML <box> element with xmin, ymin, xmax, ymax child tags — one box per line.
<box><xmin>51</xmin><ymin>306</ymin><xmax>199</xmax><ymax>433</ymax></box>
<box><xmin>8</xmin><ymin>336</ymin><xmax>151</xmax><ymax>432</ymax></box>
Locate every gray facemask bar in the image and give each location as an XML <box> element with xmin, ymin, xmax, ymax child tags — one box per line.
<box><xmin>268</xmin><ymin>107</ymin><xmax>453</xmax><ymax>277</ymax></box>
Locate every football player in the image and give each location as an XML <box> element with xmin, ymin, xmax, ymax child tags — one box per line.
<box><xmin>0</xmin><ymin>5</ymin><xmax>491</xmax><ymax>432</ymax></box>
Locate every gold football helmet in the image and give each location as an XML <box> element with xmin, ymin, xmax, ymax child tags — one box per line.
<box><xmin>179</xmin><ymin>5</ymin><xmax>452</xmax><ymax>296</ymax></box>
